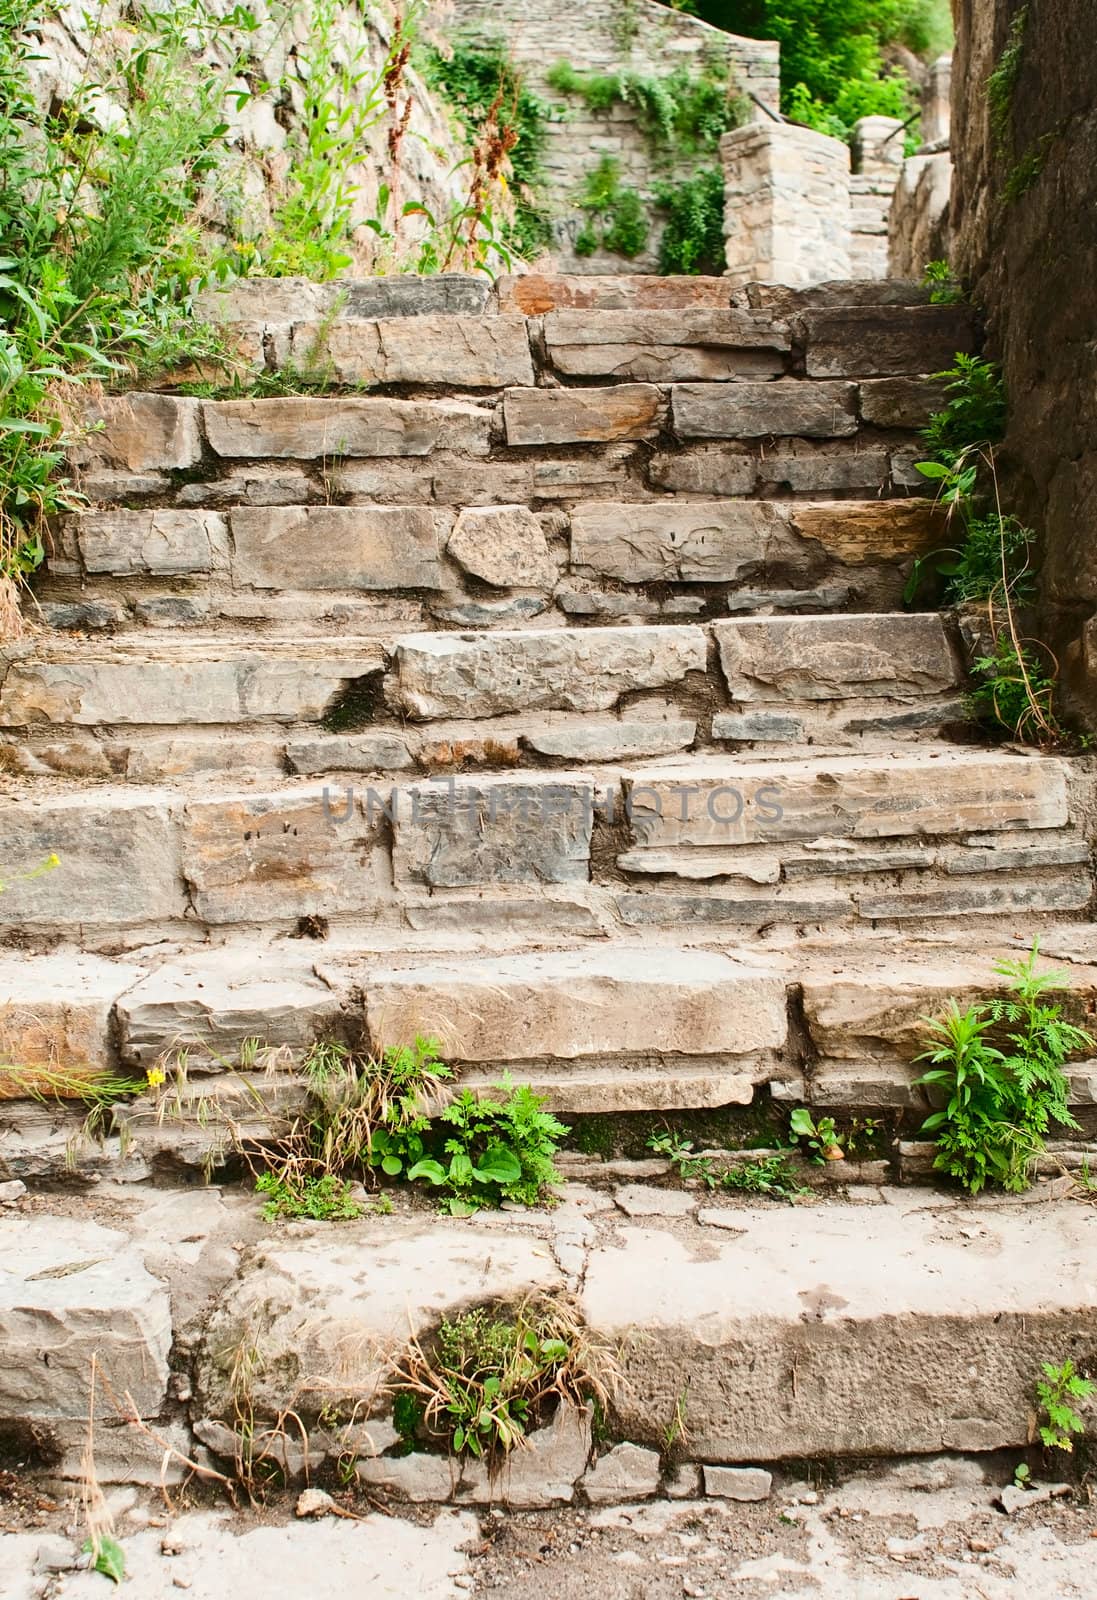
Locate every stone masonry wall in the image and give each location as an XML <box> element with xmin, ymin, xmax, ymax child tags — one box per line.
<box><xmin>722</xmin><ymin>124</ymin><xmax>851</xmax><ymax>287</ymax></box>
<box><xmin>22</xmin><ymin>0</ymin><xmax>469</xmax><ymax>272</ymax></box>
<box><xmin>446</xmin><ymin>0</ymin><xmax>780</xmax><ymax>273</ymax></box>
<box><xmin>950</xmin><ymin>0</ymin><xmax>1097</xmax><ymax>728</ymax></box>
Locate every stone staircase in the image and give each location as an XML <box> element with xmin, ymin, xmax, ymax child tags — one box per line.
<box><xmin>3</xmin><ymin>271</ymin><xmax>1097</xmax><ymax>1495</ymax></box>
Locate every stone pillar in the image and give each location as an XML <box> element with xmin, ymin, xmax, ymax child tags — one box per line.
<box><xmin>851</xmin><ymin>116</ymin><xmax>906</xmax><ymax>176</ymax></box>
<box><xmin>921</xmin><ymin>54</ymin><xmax>952</xmax><ymax>146</ymax></box>
<box><xmin>720</xmin><ymin>122</ymin><xmax>851</xmax><ymax>288</ymax></box>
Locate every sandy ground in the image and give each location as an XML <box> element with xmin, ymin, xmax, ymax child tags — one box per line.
<box><xmin>3</xmin><ymin>1458</ymin><xmax>1096</xmax><ymax>1599</ymax></box>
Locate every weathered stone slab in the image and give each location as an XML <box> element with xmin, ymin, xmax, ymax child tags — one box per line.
<box><xmin>711</xmin><ymin>710</ymin><xmax>805</xmax><ymax>742</ymax></box>
<box><xmin>0</xmin><ymin>646</ymin><xmax>382</xmax><ymax>726</ymax></box>
<box><xmin>855</xmin><ymin>871</ymin><xmax>1091</xmax><ymax>919</ymax></box>
<box><xmin>74</xmin><ymin>510</ymin><xmax>228</xmax><ymax>576</ymax></box>
<box><xmin>178</xmin><ymin>467</ymin><xmax>321</xmax><ymax>507</ymax></box>
<box><xmin>230</xmin><ymin>506</ymin><xmax>444</xmax><ymax>590</ymax></box>
<box><xmin>364</xmin><ymin>948</ymin><xmax>787</xmax><ymax>1062</ymax></box>
<box><xmin>583</xmin><ymin>1205</ymin><xmax>1097</xmax><ymax>1456</ymax></box>
<box><xmin>182</xmin><ymin>784</ymin><xmax>386</xmax><ymax>924</ymax></box>
<box><xmin>78</xmin><ymin>393</ymin><xmax>202</xmax><ymax>471</ymax></box>
<box><xmin>496</xmin><ymin>274</ymin><xmax>734</xmax><ymax>314</ymax></box>
<box><xmin>336</xmin><ymin>274</ymin><xmax>492</xmax><ymax>318</ymax></box>
<box><xmin>788</xmin><ymin>498</ymin><xmax>947</xmax><ymax>562</ymax></box>
<box><xmin>532</xmin><ymin>450</ymin><xmax>635</xmax><ymax>499</ymax></box>
<box><xmin>583</xmin><ymin>1442</ymin><xmax>661</xmax><ymax>1503</ymax></box>
<box><xmin>545</xmin><ymin>309</ymin><xmax>787</xmax><ymax>380</ymax></box>
<box><xmin>671</xmin><ymin>381</ymin><xmax>858</xmax><ymax>439</ymax></box>
<box><xmin>392</xmin><ymin>775</ymin><xmax>594</xmax><ymax>888</ymax></box>
<box><xmin>570</xmin><ymin>500</ymin><xmax>785</xmax><ymax>582</ymax></box>
<box><xmin>802</xmin><ymin>305</ymin><xmax>975</xmax><ymax>377</ymax></box>
<box><xmin>286</xmin><ymin>732</ymin><xmax>414</xmax><ymax>775</ymax></box>
<box><xmin>0</xmin><ymin>953</ymin><xmax>143</xmax><ymax>1097</ymax></box>
<box><xmin>648</xmin><ymin>447</ymin><xmax>756</xmax><ymax>496</ymax></box>
<box><xmin>446</xmin><ymin>505</ymin><xmax>556</xmax><ymax>588</ymax></box>
<box><xmin>714</xmin><ymin>613</ymin><xmax>957</xmax><ymax>701</ymax></box>
<box><xmin>756</xmin><ymin>447</ymin><xmax>891</xmax><ymax>494</ymax></box>
<box><xmin>195</xmin><ymin>1221</ymin><xmax>560</xmax><ymax>1435</ymax></box>
<box><xmin>289</xmin><ymin>315</ymin><xmax>534</xmax><ymax>387</ymax></box>
<box><xmin>621</xmin><ymin>752</ymin><xmax>1070</xmax><ymax>850</ymax></box>
<box><xmin>116</xmin><ymin>950</ymin><xmax>348</xmax><ymax>1067</ymax></box>
<box><xmin>385</xmin><ymin>626</ymin><xmax>707</xmax><ymax>719</ymax></box>
<box><xmin>204</xmin><ymin>397</ymin><xmax>493</xmax><ymax>458</ymax></box>
<box><xmin>0</xmin><ymin>790</ymin><xmax>182</xmax><ymax>929</ymax></box>
<box><xmin>503</xmin><ymin>385</ymin><xmax>661</xmax><ymax>445</ymax></box>
<box><xmin>859</xmin><ymin>376</ymin><xmax>946</xmax><ymax>428</ymax></box>
<box><xmin>522</xmin><ymin>716</ymin><xmax>696</xmax><ymax>762</ymax></box>
<box><xmin>324</xmin><ymin>459</ymin><xmax>433</xmax><ymax>503</ymax></box>
<box><xmin>0</xmin><ymin>1218</ymin><xmax>172</xmax><ymax>1425</ymax></box>
<box><xmin>430</xmin><ymin>459</ymin><xmax>535</xmax><ymax>505</ymax></box>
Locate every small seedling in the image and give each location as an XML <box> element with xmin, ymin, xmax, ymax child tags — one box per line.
<box><xmin>1035</xmin><ymin>1360</ymin><xmax>1095</xmax><ymax>1452</ymax></box>
<box><xmin>789</xmin><ymin>1109</ymin><xmax>844</xmax><ymax>1163</ymax></box>
<box><xmin>1013</xmin><ymin>1461</ymin><xmax>1032</xmax><ymax>1489</ymax></box>
<box><xmin>83</xmin><ymin>1535</ymin><xmax>126</xmax><ymax>1584</ymax></box>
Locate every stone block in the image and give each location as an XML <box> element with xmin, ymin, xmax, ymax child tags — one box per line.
<box><xmin>431</xmin><ymin>459</ymin><xmax>536</xmax><ymax>505</ymax></box>
<box><xmin>0</xmin><ymin>1218</ymin><xmax>171</xmax><ymax>1424</ymax></box>
<box><xmin>583</xmin><ymin>1442</ymin><xmax>661</xmax><ymax>1503</ymax></box>
<box><xmin>446</xmin><ymin>504</ymin><xmax>556</xmax><ymax>588</ymax></box>
<box><xmin>503</xmin><ymin>385</ymin><xmax>661</xmax><ymax>445</ymax></box>
<box><xmin>671</xmin><ymin>381</ymin><xmax>858</xmax><ymax>439</ymax></box>
<box><xmin>648</xmin><ymin>447</ymin><xmax>756</xmax><ymax>496</ymax></box>
<box><xmin>204</xmin><ymin>397</ymin><xmax>493</xmax><ymax>458</ymax></box>
<box><xmin>385</xmin><ymin>626</ymin><xmax>707</xmax><ymax>719</ymax></box>
<box><xmin>324</xmin><ymin>459</ymin><xmax>433</xmax><ymax>503</ymax></box>
<box><xmin>859</xmin><ymin>376</ymin><xmax>946</xmax><ymax>428</ymax></box>
<box><xmin>545</xmin><ymin>309</ymin><xmax>787</xmax><ymax>381</ymax></box>
<box><xmin>570</xmin><ymin>500</ymin><xmax>785</xmax><ymax>583</ymax></box>
<box><xmin>392</xmin><ymin>775</ymin><xmax>594</xmax><ymax>888</ymax></box>
<box><xmin>802</xmin><ymin>305</ymin><xmax>975</xmax><ymax>377</ymax></box>
<box><xmin>522</xmin><ymin>716</ymin><xmax>696</xmax><ymax>762</ymax></box>
<box><xmin>0</xmin><ymin>953</ymin><xmax>142</xmax><ymax>1097</ymax></box>
<box><xmin>455</xmin><ymin>1404</ymin><xmax>592</xmax><ymax>1506</ymax></box>
<box><xmin>286</xmin><ymin>732</ymin><xmax>414</xmax><ymax>775</ymax></box>
<box><xmin>181</xmin><ymin>783</ymin><xmax>387</xmax><ymax>924</ymax></box>
<box><xmin>756</xmin><ymin>447</ymin><xmax>890</xmax><ymax>494</ymax></box>
<box><xmin>289</xmin><ymin>315</ymin><xmax>534</xmax><ymax>387</ymax></box>
<box><xmin>364</xmin><ymin>948</ymin><xmax>787</xmax><ymax>1064</ymax></box>
<box><xmin>230</xmin><ymin>506</ymin><xmax>444</xmax><ymax>590</ymax></box>
<box><xmin>78</xmin><ymin>393</ymin><xmax>202</xmax><ymax>471</ymax></box>
<box><xmin>74</xmin><ymin>510</ymin><xmax>228</xmax><ymax>576</ymax></box>
<box><xmin>703</xmin><ymin>1465</ymin><xmax>772</xmax><ymax>1500</ymax></box>
<box><xmin>788</xmin><ymin>498</ymin><xmax>947</xmax><ymax>562</ymax></box>
<box><xmin>0</xmin><ymin>789</ymin><xmax>182</xmax><ymax>929</ymax></box>
<box><xmin>497</xmin><ymin>275</ymin><xmax>734</xmax><ymax>314</ymax></box>
<box><xmin>713</xmin><ymin>613</ymin><xmax>957</xmax><ymax>701</ymax></box>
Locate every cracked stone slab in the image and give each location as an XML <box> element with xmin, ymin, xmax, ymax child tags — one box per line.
<box><xmin>289</xmin><ymin>315</ymin><xmax>535</xmax><ymax>387</ymax></box>
<box><xmin>570</xmin><ymin>500</ymin><xmax>790</xmax><ymax>583</ymax></box>
<box><xmin>204</xmin><ymin>397</ymin><xmax>493</xmax><ymax>459</ymax></box>
<box><xmin>230</xmin><ymin>506</ymin><xmax>446</xmax><ymax>590</ymax></box>
<box><xmin>713</xmin><ymin>612</ymin><xmax>958</xmax><ymax>701</ymax></box>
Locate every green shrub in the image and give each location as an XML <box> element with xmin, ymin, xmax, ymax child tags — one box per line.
<box><xmin>255</xmin><ymin>1171</ymin><xmax>363</xmax><ymax>1221</ymax></box>
<box><xmin>915</xmin><ymin>943</ymin><xmax>1091</xmax><ymax>1194</ymax></box>
<box><xmin>654</xmin><ymin>168</ymin><xmax>726</xmax><ymax>274</ymax></box>
<box><xmin>573</xmin><ymin>157</ymin><xmax>649</xmax><ymax>259</ymax></box>
<box><xmin>547</xmin><ymin>60</ymin><xmax>746</xmax><ymax>154</ymax></box>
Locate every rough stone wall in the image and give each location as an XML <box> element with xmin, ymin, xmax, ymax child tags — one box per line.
<box><xmin>950</xmin><ymin>0</ymin><xmax>1097</xmax><ymax>726</ymax></box>
<box><xmin>722</xmin><ymin>124</ymin><xmax>851</xmax><ymax>288</ymax></box>
<box><xmin>446</xmin><ymin>0</ymin><xmax>780</xmax><ymax>273</ymax></box>
<box><xmin>21</xmin><ymin>0</ymin><xmax>470</xmax><ymax>271</ymax></box>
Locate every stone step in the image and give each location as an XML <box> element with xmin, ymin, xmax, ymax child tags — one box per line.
<box><xmin>5</xmin><ymin>1187</ymin><xmax>1094</xmax><ymax>1485</ymax></box>
<box><xmin>0</xmin><ymin>748</ymin><xmax>1083</xmax><ymax>939</ymax></box>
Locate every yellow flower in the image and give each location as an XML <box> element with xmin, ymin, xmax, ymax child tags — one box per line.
<box><xmin>146</xmin><ymin>1067</ymin><xmax>166</xmax><ymax>1088</ymax></box>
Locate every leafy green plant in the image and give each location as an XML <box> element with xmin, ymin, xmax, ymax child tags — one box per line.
<box><xmin>647</xmin><ymin>1131</ymin><xmax>805</xmax><ymax>1198</ymax></box>
<box><xmin>254</xmin><ymin>1171</ymin><xmax>363</xmax><ymax>1221</ymax></box>
<box><xmin>789</xmin><ymin>1108</ymin><xmax>845</xmax><ymax>1163</ymax></box>
<box><xmin>573</xmin><ymin>157</ymin><xmax>649</xmax><ymax>259</ymax></box>
<box><xmin>987</xmin><ymin>4</ymin><xmax>1028</xmax><ymax>151</ymax></box>
<box><xmin>921</xmin><ymin>259</ymin><xmax>964</xmax><ymax>304</ymax></box>
<box><xmin>967</xmin><ymin>633</ymin><xmax>1059</xmax><ymax>741</ymax></box>
<box><xmin>82</xmin><ymin>1534</ymin><xmax>126</xmax><ymax>1585</ymax></box>
<box><xmin>915</xmin><ymin>943</ymin><xmax>1092</xmax><ymax>1194</ymax></box>
<box><xmin>654</xmin><ymin>168</ymin><xmax>726</xmax><ymax>274</ymax></box>
<box><xmin>1035</xmin><ymin>1359</ymin><xmax>1094</xmax><ymax>1452</ymax></box>
<box><xmin>387</xmin><ymin>1296</ymin><xmax>616</xmax><ymax>1464</ymax></box>
<box><xmin>548</xmin><ymin>60</ymin><xmax>746</xmax><ymax>155</ymax></box>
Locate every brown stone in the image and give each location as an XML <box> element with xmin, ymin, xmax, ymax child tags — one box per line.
<box><xmin>713</xmin><ymin>613</ymin><xmax>958</xmax><ymax>700</ymax></box>
<box><xmin>496</xmin><ymin>274</ymin><xmax>734</xmax><ymax>314</ymax></box>
<box><xmin>788</xmin><ymin>498</ymin><xmax>948</xmax><ymax>562</ymax></box>
<box><xmin>503</xmin><ymin>385</ymin><xmax>662</xmax><ymax>445</ymax></box>
<box><xmin>801</xmin><ymin>305</ymin><xmax>976</xmax><ymax>378</ymax></box>
<box><xmin>73</xmin><ymin>510</ymin><xmax>228</xmax><ymax>576</ymax></box>
<box><xmin>671</xmin><ymin>381</ymin><xmax>858</xmax><ymax>439</ymax></box>
<box><xmin>570</xmin><ymin>500</ymin><xmax>784</xmax><ymax>582</ymax></box>
<box><xmin>230</xmin><ymin>506</ymin><xmax>444</xmax><ymax>590</ymax></box>
<box><xmin>288</xmin><ymin>316</ymin><xmax>535</xmax><ymax>387</ymax></box>
<box><xmin>0</xmin><ymin>954</ymin><xmax>142</xmax><ymax>1097</ymax></box>
<box><xmin>648</xmin><ymin>447</ymin><xmax>756</xmax><ymax>496</ymax></box>
<box><xmin>859</xmin><ymin>376</ymin><xmax>947</xmax><ymax>428</ymax></box>
<box><xmin>204</xmin><ymin>397</ymin><xmax>493</xmax><ymax>459</ymax></box>
<box><xmin>446</xmin><ymin>505</ymin><xmax>556</xmax><ymax>588</ymax></box>
<box><xmin>76</xmin><ymin>394</ymin><xmax>202</xmax><ymax>472</ymax></box>
<box><xmin>544</xmin><ymin>310</ymin><xmax>788</xmax><ymax>381</ymax></box>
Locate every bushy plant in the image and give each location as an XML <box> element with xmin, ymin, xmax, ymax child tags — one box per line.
<box><xmin>573</xmin><ymin>157</ymin><xmax>649</xmax><ymax>259</ymax></box>
<box><xmin>915</xmin><ymin>943</ymin><xmax>1092</xmax><ymax>1194</ymax></box>
<box><xmin>255</xmin><ymin>1171</ymin><xmax>363</xmax><ymax>1221</ymax></box>
<box><xmin>654</xmin><ymin>168</ymin><xmax>726</xmax><ymax>274</ymax></box>
<box><xmin>1035</xmin><ymin>1360</ymin><xmax>1095</xmax><ymax>1452</ymax></box>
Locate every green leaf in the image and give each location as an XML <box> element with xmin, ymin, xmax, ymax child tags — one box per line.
<box><xmin>381</xmin><ymin>1155</ymin><xmax>403</xmax><ymax>1176</ymax></box>
<box><xmin>789</xmin><ymin>1108</ymin><xmax>815</xmax><ymax>1138</ymax></box>
<box><xmin>914</xmin><ymin>459</ymin><xmax>950</xmax><ymax>479</ymax></box>
<box><xmin>83</xmin><ymin>1535</ymin><xmax>126</xmax><ymax>1583</ymax></box>
<box><xmin>407</xmin><ymin>1158</ymin><xmax>447</xmax><ymax>1185</ymax></box>
<box><xmin>473</xmin><ymin>1144</ymin><xmax>522</xmax><ymax>1184</ymax></box>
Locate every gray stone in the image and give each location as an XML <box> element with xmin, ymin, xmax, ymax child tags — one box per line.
<box><xmin>74</xmin><ymin>510</ymin><xmax>228</xmax><ymax>576</ymax></box>
<box><xmin>648</xmin><ymin>446</ymin><xmax>757</xmax><ymax>496</ymax></box>
<box><xmin>336</xmin><ymin>273</ymin><xmax>491</xmax><ymax>317</ymax></box>
<box><xmin>0</xmin><ymin>1180</ymin><xmax>27</xmax><ymax>1202</ymax></box>
<box><xmin>614</xmin><ymin>1184</ymin><xmax>697</xmax><ymax>1218</ymax></box>
<box><xmin>230</xmin><ymin>506</ymin><xmax>444</xmax><ymax>590</ymax></box>
<box><xmin>181</xmin><ymin>783</ymin><xmax>387</xmax><ymax>924</ymax></box>
<box><xmin>325</xmin><ymin>459</ymin><xmax>433</xmax><ymax>503</ymax></box>
<box><xmin>671</xmin><ymin>380</ymin><xmax>858</xmax><ymax>439</ymax></box>
<box><xmin>289</xmin><ymin>315</ymin><xmax>534</xmax><ymax>387</ymax></box>
<box><xmin>427</xmin><ymin>594</ymin><xmax>549</xmax><ymax>625</ymax></box>
<box><xmin>583</xmin><ymin>1442</ymin><xmax>662</xmax><ymax>1503</ymax></box>
<box><xmin>522</xmin><ymin>716</ymin><xmax>696</xmax><ymax>762</ymax></box>
<box><xmin>37</xmin><ymin>600</ymin><xmax>125</xmax><ymax>631</ymax></box>
<box><xmin>0</xmin><ymin>789</ymin><xmax>182</xmax><ymax>930</ymax></box>
<box><xmin>545</xmin><ymin>309</ymin><xmax>788</xmax><ymax>381</ymax></box>
<box><xmin>571</xmin><ymin>500</ymin><xmax>787</xmax><ymax>583</ymax></box>
<box><xmin>79</xmin><ymin>393</ymin><xmax>202</xmax><ymax>471</ymax></box>
<box><xmin>665</xmin><ymin>1463</ymin><xmax>703</xmax><ymax>1498</ymax></box>
<box><xmin>177</xmin><ymin>466</ymin><xmax>320</xmax><ymax>507</ymax></box>
<box><xmin>703</xmin><ymin>1465</ymin><xmax>773</xmax><ymax>1500</ymax></box>
<box><xmin>713</xmin><ymin>613</ymin><xmax>957</xmax><ymax>701</ymax></box>
<box><xmin>859</xmin><ymin>375</ymin><xmax>946</xmax><ymax>428</ymax></box>
<box><xmin>355</xmin><ymin>1452</ymin><xmax>458</xmax><ymax>1502</ymax></box>
<box><xmin>431</xmin><ymin>459</ymin><xmax>535</xmax><ymax>505</ymax></box>
<box><xmin>385</xmin><ymin>626</ymin><xmax>707</xmax><ymax>719</ymax></box>
<box><xmin>0</xmin><ymin>951</ymin><xmax>142</xmax><ymax>1092</ymax></box>
<box><xmin>0</xmin><ymin>1217</ymin><xmax>171</xmax><ymax>1425</ymax></box>
<box><xmin>712</xmin><ymin>710</ymin><xmax>805</xmax><ymax>741</ymax></box>
<box><xmin>756</xmin><ymin>447</ymin><xmax>891</xmax><ymax>494</ymax></box>
<box><xmin>503</xmin><ymin>385</ymin><xmax>662</xmax><ymax>445</ymax></box>
<box><xmin>204</xmin><ymin>397</ymin><xmax>493</xmax><ymax>459</ymax></box>
<box><xmin>446</xmin><ymin>504</ymin><xmax>556</xmax><ymax>588</ymax></box>
<box><xmin>363</xmin><ymin>948</ymin><xmax>787</xmax><ymax>1065</ymax></box>
<box><xmin>455</xmin><ymin>1403</ymin><xmax>592</xmax><ymax>1506</ymax></box>
<box><xmin>134</xmin><ymin>597</ymin><xmax>212</xmax><ymax>626</ymax></box>
<box><xmin>802</xmin><ymin>305</ymin><xmax>975</xmax><ymax>377</ymax></box>
<box><xmin>392</xmin><ymin>774</ymin><xmax>594</xmax><ymax>888</ymax></box>
<box><xmin>286</xmin><ymin>732</ymin><xmax>414</xmax><ymax>774</ymax></box>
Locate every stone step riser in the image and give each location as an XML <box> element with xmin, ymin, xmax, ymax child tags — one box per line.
<box><xmin>0</xmin><ymin>752</ymin><xmax>1083</xmax><ymax>938</ymax></box>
